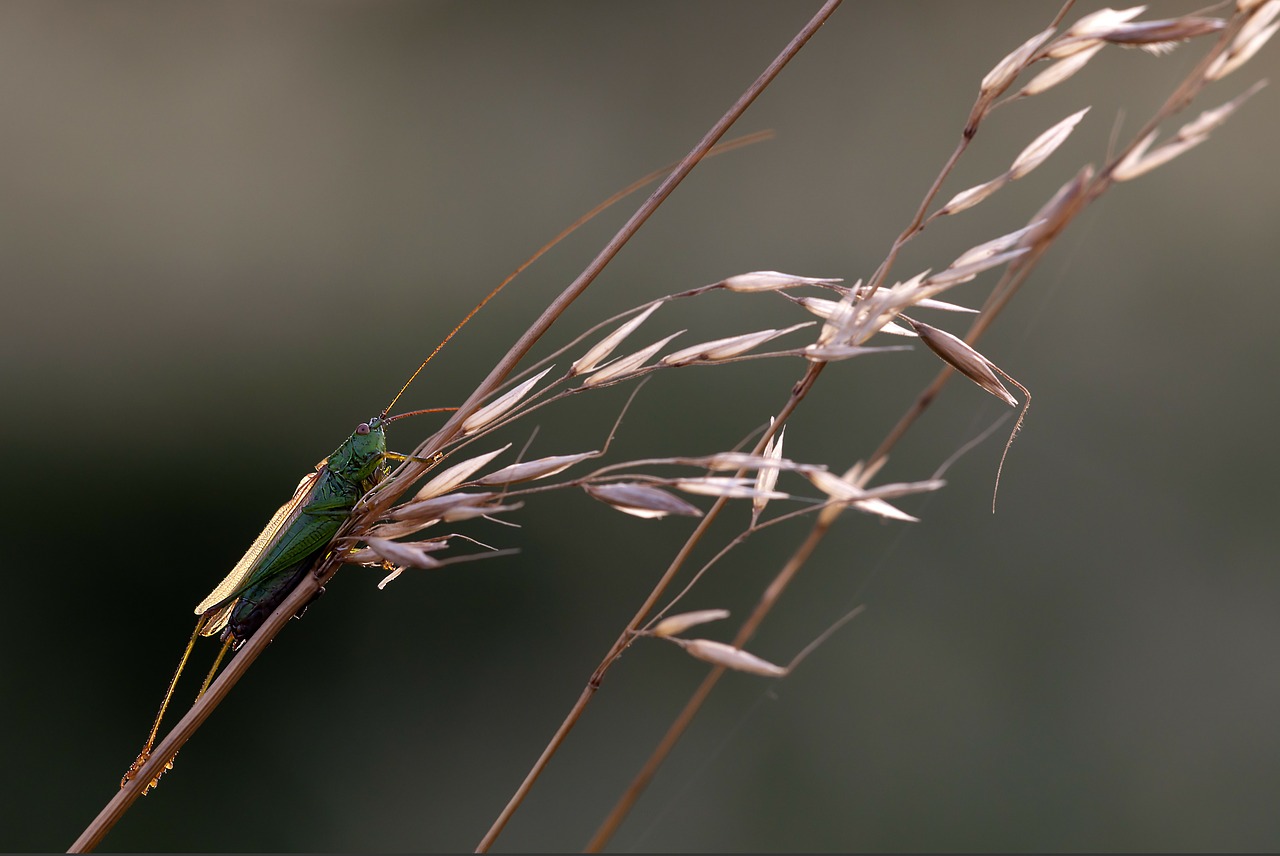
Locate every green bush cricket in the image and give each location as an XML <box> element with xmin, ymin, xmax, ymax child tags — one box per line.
<box><xmin>120</xmin><ymin>395</ymin><xmax>450</xmax><ymax>792</ymax></box>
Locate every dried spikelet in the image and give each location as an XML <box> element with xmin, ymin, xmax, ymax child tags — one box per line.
<box><xmin>670</xmin><ymin>638</ymin><xmax>788</xmax><ymax>678</ymax></box>
<box><xmin>951</xmin><ymin>224</ymin><xmax>1042</xmax><ymax>269</ymax></box>
<box><xmin>570</xmin><ymin>302</ymin><xmax>661</xmax><ymax>376</ymax></box>
<box><xmin>1207</xmin><ymin>0</ymin><xmax>1280</xmax><ymax>79</ymax></box>
<box><xmin>806</xmin><ymin>472</ymin><xmax>946</xmax><ymax>522</ymax></box>
<box><xmin>673</xmin><ymin>477</ymin><xmax>788</xmax><ymax>501</ymax></box>
<box><xmin>1025</xmin><ymin>164</ymin><xmax>1094</xmax><ymax>245</ymax></box>
<box><xmin>659</xmin><ymin>322</ymin><xmax>813</xmax><ymax>366</ymax></box>
<box><xmin>787</xmin><ymin>294</ymin><xmax>850</xmax><ymax>323</ymax></box>
<box><xmin>1062</xmin><ymin>6</ymin><xmax>1147</xmax><ymax>43</ymax></box>
<box><xmin>752</xmin><ymin>424</ymin><xmax>785</xmax><ymax>525</ymax></box>
<box><xmin>461</xmin><ymin>367</ymin><xmax>554</xmax><ymax>435</ymax></box>
<box><xmin>374</xmin><ymin>543</ymin><xmax>518</xmax><ymax>590</ymax></box>
<box><xmin>922</xmin><ymin>247</ymin><xmax>1029</xmax><ymax>289</ymax></box>
<box><xmin>1179</xmin><ymin>80</ymin><xmax>1267</xmax><ymax>139</ymax></box>
<box><xmin>907</xmin><ymin>297</ymin><xmax>978</xmax><ymax>314</ymax></box>
<box><xmin>362</xmin><ymin>518</ymin><xmax>440</xmax><ymax>541</ymax></box>
<box><xmin>704</xmin><ymin>451</ymin><xmax>785</xmax><ymax>471</ymax></box>
<box><xmin>1100</xmin><ymin>16</ymin><xmax>1225</xmax><ymax>49</ymax></box>
<box><xmin>857</xmin><ymin>479</ymin><xmax>948</xmax><ymax>501</ymax></box>
<box><xmin>903</xmin><ymin>318</ymin><xmax>1018</xmax><ymax>406</ymax></box>
<box><xmin>474</xmin><ymin>451</ymin><xmax>599</xmax><ymax>486</ymax></box>
<box><xmin>583</xmin><ymin>482</ymin><xmax>703</xmax><ymax>519</ymax></box>
<box><xmin>806</xmin><ymin>470</ymin><xmax>944</xmax><ymax>504</ymax></box>
<box><xmin>939</xmin><ymin>110</ymin><xmax>1088</xmax><ymax>217</ymax></box>
<box><xmin>439</xmin><ymin>500</ymin><xmax>522</xmax><ymax>523</ymax></box>
<box><xmin>389</xmin><ymin>491</ymin><xmax>496</xmax><ymax>523</ymax></box>
<box><xmin>853</xmin><ymin>498</ymin><xmax>921</xmax><ymax>522</ymax></box>
<box><xmin>1009</xmin><ymin>108</ymin><xmax>1089</xmax><ymax>180</ymax></box>
<box><xmin>651</xmin><ymin>609</ymin><xmax>731</xmax><ymax>638</ymax></box>
<box><xmin>981</xmin><ymin>27</ymin><xmax>1055</xmax><ymax>96</ymax></box>
<box><xmin>1113</xmin><ymin>133</ymin><xmax>1206</xmax><ymax>181</ymax></box>
<box><xmin>412</xmin><ymin>445</ymin><xmax>511</xmax><ymax>501</ymax></box>
<box><xmin>363</xmin><ymin>537</ymin><xmax>448</xmax><ymax>570</ymax></box>
<box><xmin>1108</xmin><ymin>78</ymin><xmax>1263</xmax><ymax>185</ymax></box>
<box><xmin>581</xmin><ymin>332</ymin><xmax>684</xmax><ymax>387</ymax></box>
<box><xmin>878</xmin><ymin>321</ymin><xmax>919</xmax><ymax>337</ymax></box>
<box><xmin>1017</xmin><ymin>44</ymin><xmax>1104</xmax><ymax>96</ymax></box>
<box><xmin>719</xmin><ymin>271</ymin><xmax>842</xmax><ymax>293</ymax></box>
<box><xmin>802</xmin><ymin>343</ymin><xmax>910</xmax><ymax>362</ymax></box>
<box><xmin>937</xmin><ymin>175</ymin><xmax>1011</xmax><ymax>217</ymax></box>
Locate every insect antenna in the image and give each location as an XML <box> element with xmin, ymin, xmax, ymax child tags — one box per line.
<box><xmin>379</xmin><ymin>129</ymin><xmax>774</xmax><ymax>421</ymax></box>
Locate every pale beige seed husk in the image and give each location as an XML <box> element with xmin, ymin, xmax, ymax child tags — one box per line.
<box><xmin>673</xmin><ymin>638</ymin><xmax>788</xmax><ymax>678</ymax></box>
<box><xmin>1010</xmin><ymin>108</ymin><xmax>1090</xmax><ymax>180</ymax></box>
<box><xmin>1237</xmin><ymin>0</ymin><xmax>1280</xmax><ymax>45</ymax></box>
<box><xmin>938</xmin><ymin>174</ymin><xmax>1010</xmax><ymax>216</ymax></box>
<box><xmin>1025</xmin><ymin>164</ymin><xmax>1094</xmax><ymax>244</ymax></box>
<box><xmin>790</xmin><ymin>295</ymin><xmax>849</xmax><ymax>323</ymax></box>
<box><xmin>412</xmin><ymin>445</ymin><xmax>511</xmax><ymax>501</ymax></box>
<box><xmin>661</xmin><ymin>322</ymin><xmax>813</xmax><ymax>366</ymax></box>
<box><xmin>982</xmin><ymin>27</ymin><xmax>1055</xmax><ymax>94</ymax></box>
<box><xmin>1020</xmin><ymin>43</ymin><xmax>1104</xmax><ymax>95</ymax></box>
<box><xmin>390</xmin><ymin>491</ymin><xmax>496</xmax><ymax>523</ymax></box>
<box><xmin>705</xmin><ymin>451</ymin><xmax>785</xmax><ymax>471</ymax></box>
<box><xmin>1177</xmin><ymin>82</ymin><xmax>1266</xmax><ymax>140</ymax></box>
<box><xmin>1113</xmin><ymin>132</ymin><xmax>1202</xmax><ymax>181</ymax></box>
<box><xmin>377</xmin><ymin>568</ymin><xmax>405</xmax><ymax>589</ymax></box>
<box><xmin>752</xmin><ymin>424</ymin><xmax>785</xmax><ymax>523</ymax></box>
<box><xmin>1101</xmin><ymin>17</ymin><xmax>1224</xmax><ymax>47</ymax></box>
<box><xmin>474</xmin><ymin>452</ymin><xmax>598</xmax><ymax>486</ymax></box>
<box><xmin>1208</xmin><ymin>18</ymin><xmax>1279</xmax><ymax>79</ymax></box>
<box><xmin>652</xmin><ymin>609</ymin><xmax>732</xmax><ymax>638</ymax></box>
<box><xmin>365</xmin><ymin>519</ymin><xmax>439</xmax><ymax>540</ymax></box>
<box><xmin>582</xmin><ymin>331</ymin><xmax>683</xmax><ymax>387</ymax></box>
<box><xmin>461</xmin><ymin>367</ymin><xmax>553</xmax><ymax>435</ymax></box>
<box><xmin>908</xmin><ymin>319</ymin><xmax>1018</xmax><ymax>406</ymax></box>
<box><xmin>915</xmin><ymin>297</ymin><xmax>979</xmax><ymax>314</ymax></box>
<box><xmin>673</xmin><ymin>477</ymin><xmax>788</xmax><ymax>500</ymax></box>
<box><xmin>365</xmin><ymin>537</ymin><xmax>446</xmax><ymax>569</ymax></box>
<box><xmin>803</xmin><ymin>343</ymin><xmax>909</xmax><ymax>361</ymax></box>
<box><xmin>720</xmin><ymin>271</ymin><xmax>842</xmax><ymax>293</ymax></box>
<box><xmin>1066</xmin><ymin>6</ymin><xmax>1147</xmax><ymax>40</ymax></box>
<box><xmin>807</xmin><ymin>469</ymin><xmax>869</xmax><ymax>502</ymax></box>
<box><xmin>584</xmin><ymin>482</ymin><xmax>703</xmax><ymax>519</ymax></box>
<box><xmin>952</xmin><ymin>223</ymin><xmax>1042</xmax><ymax>269</ymax></box>
<box><xmin>570</xmin><ymin>302</ymin><xmax>661</xmax><ymax>376</ymax></box>
<box><xmin>440</xmin><ymin>500</ymin><xmax>522</xmax><ymax>522</ymax></box>
<box><xmin>852</xmin><ymin>497</ymin><xmax>919</xmax><ymax>523</ymax></box>
<box><xmin>924</xmin><ymin>247</ymin><xmax>1030</xmax><ymax>289</ymax></box>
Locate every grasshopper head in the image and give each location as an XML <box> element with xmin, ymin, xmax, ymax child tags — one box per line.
<box><xmin>329</xmin><ymin>416</ymin><xmax>388</xmax><ymax>474</ymax></box>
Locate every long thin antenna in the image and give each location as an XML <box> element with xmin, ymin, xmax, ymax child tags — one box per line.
<box><xmin>379</xmin><ymin>129</ymin><xmax>774</xmax><ymax>419</ymax></box>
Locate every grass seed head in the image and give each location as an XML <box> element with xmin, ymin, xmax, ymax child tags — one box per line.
<box><xmin>570</xmin><ymin>302</ymin><xmax>662</xmax><ymax>376</ymax></box>
<box><xmin>583</xmin><ymin>482</ymin><xmax>703</xmax><ymax>519</ymax></box>
<box><xmin>652</xmin><ymin>609</ymin><xmax>731</xmax><ymax>638</ymax></box>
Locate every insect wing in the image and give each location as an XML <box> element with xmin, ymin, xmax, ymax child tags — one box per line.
<box><xmin>194</xmin><ymin>465</ymin><xmax>326</xmax><ymax>619</ymax></box>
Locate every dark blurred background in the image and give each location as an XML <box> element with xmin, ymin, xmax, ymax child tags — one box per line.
<box><xmin>4</xmin><ymin>1</ymin><xmax>1279</xmax><ymax>851</ymax></box>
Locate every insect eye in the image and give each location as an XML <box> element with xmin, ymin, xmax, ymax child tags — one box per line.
<box><xmin>356</xmin><ymin>422</ymin><xmax>370</xmax><ymax>435</ymax></box>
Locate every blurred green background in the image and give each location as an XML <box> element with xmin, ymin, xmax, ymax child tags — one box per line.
<box><xmin>4</xmin><ymin>1</ymin><xmax>1279</xmax><ymax>851</ymax></box>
